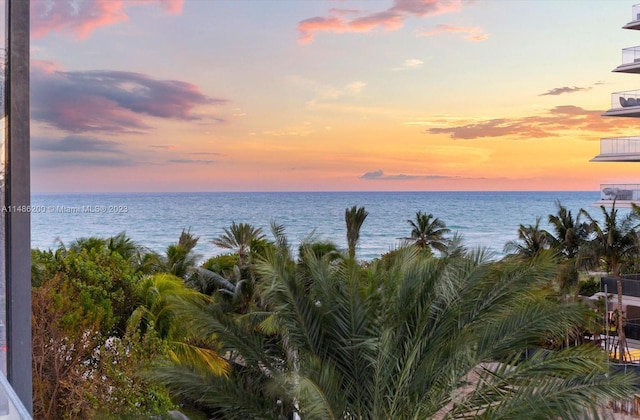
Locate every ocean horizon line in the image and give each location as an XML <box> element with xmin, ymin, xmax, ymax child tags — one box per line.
<box><xmin>31</xmin><ymin>191</ymin><xmax>603</xmax><ymax>259</ymax></box>
<box><xmin>31</xmin><ymin>189</ymin><xmax>600</xmax><ymax>196</ymax></box>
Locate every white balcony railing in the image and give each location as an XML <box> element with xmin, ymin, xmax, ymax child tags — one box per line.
<box><xmin>599</xmin><ymin>136</ymin><xmax>640</xmax><ymax>155</ymax></box>
<box><xmin>610</xmin><ymin>90</ymin><xmax>640</xmax><ymax>109</ymax></box>
<box><xmin>621</xmin><ymin>46</ymin><xmax>640</xmax><ymax>66</ymax></box>
<box><xmin>0</xmin><ymin>373</ymin><xmax>30</xmax><ymax>419</ymax></box>
<box><xmin>632</xmin><ymin>4</ymin><xmax>640</xmax><ymax>22</ymax></box>
<box><xmin>600</xmin><ymin>184</ymin><xmax>640</xmax><ymax>202</ymax></box>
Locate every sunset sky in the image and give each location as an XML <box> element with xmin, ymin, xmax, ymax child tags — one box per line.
<box><xmin>28</xmin><ymin>0</ymin><xmax>640</xmax><ymax>192</ymax></box>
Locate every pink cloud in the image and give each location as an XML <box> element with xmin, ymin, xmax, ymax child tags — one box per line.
<box><xmin>298</xmin><ymin>0</ymin><xmax>466</xmax><ymax>43</ymax></box>
<box><xmin>539</xmin><ymin>86</ymin><xmax>592</xmax><ymax>96</ymax></box>
<box><xmin>31</xmin><ymin>0</ymin><xmax>184</xmax><ymax>40</ymax></box>
<box><xmin>418</xmin><ymin>24</ymin><xmax>489</xmax><ymax>41</ymax></box>
<box><xmin>298</xmin><ymin>17</ymin><xmax>348</xmax><ymax>44</ymax></box>
<box><xmin>426</xmin><ymin>106</ymin><xmax>639</xmax><ymax>140</ymax></box>
<box><xmin>349</xmin><ymin>11</ymin><xmax>404</xmax><ymax>31</ymax></box>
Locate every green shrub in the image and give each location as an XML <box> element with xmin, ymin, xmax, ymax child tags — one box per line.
<box><xmin>578</xmin><ymin>276</ymin><xmax>600</xmax><ymax>297</ymax></box>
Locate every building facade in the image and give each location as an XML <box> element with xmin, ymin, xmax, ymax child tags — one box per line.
<box><xmin>594</xmin><ymin>4</ymin><xmax>640</xmax><ymax>206</ymax></box>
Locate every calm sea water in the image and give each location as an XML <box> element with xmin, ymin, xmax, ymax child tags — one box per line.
<box><xmin>31</xmin><ymin>191</ymin><xmax>609</xmax><ymax>261</ymax></box>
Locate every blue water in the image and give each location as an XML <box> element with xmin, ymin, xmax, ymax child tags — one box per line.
<box><xmin>31</xmin><ymin>191</ymin><xmax>607</xmax><ymax>261</ymax></box>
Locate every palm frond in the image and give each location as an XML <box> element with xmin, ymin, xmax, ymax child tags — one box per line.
<box><xmin>168</xmin><ymin>340</ymin><xmax>230</xmax><ymax>377</ymax></box>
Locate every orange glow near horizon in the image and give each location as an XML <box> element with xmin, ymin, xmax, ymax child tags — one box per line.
<box><xmin>28</xmin><ymin>0</ymin><xmax>640</xmax><ymax>193</ymax></box>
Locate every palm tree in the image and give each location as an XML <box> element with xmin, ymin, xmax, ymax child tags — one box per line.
<box><xmin>106</xmin><ymin>231</ymin><xmax>140</xmax><ymax>260</ymax></box>
<box><xmin>64</xmin><ymin>236</ymin><xmax>108</xmax><ymax>255</ymax></box>
<box><xmin>61</xmin><ymin>232</ymin><xmax>159</xmax><ymax>275</ymax></box>
<box><xmin>403</xmin><ymin>211</ymin><xmax>451</xmax><ymax>254</ymax></box>
<box><xmin>503</xmin><ymin>217</ymin><xmax>551</xmax><ymax>259</ymax></box>
<box><xmin>128</xmin><ymin>273</ymin><xmax>229</xmax><ymax>381</ymax></box>
<box><xmin>148</xmin><ymin>239</ymin><xmax>635</xmax><ymax>419</ymax></box>
<box><xmin>546</xmin><ymin>201</ymin><xmax>590</xmax><ymax>295</ymax></box>
<box><xmin>212</xmin><ymin>222</ymin><xmax>265</xmax><ymax>268</ymax></box>
<box><xmin>547</xmin><ymin>201</ymin><xmax>588</xmax><ymax>260</ymax></box>
<box><xmin>195</xmin><ymin>222</ymin><xmax>283</xmax><ymax>313</ymax></box>
<box><xmin>165</xmin><ymin>229</ymin><xmax>200</xmax><ymax>279</ymax></box>
<box><xmin>581</xmin><ymin>203</ymin><xmax>640</xmax><ymax>361</ymax></box>
<box><xmin>345</xmin><ymin>206</ymin><xmax>368</xmax><ymax>260</ymax></box>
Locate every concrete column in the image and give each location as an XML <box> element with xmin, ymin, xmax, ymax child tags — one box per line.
<box><xmin>5</xmin><ymin>0</ymin><xmax>31</xmax><ymax>414</ymax></box>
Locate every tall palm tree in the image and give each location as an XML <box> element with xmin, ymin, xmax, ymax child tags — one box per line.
<box><xmin>581</xmin><ymin>203</ymin><xmax>640</xmax><ymax>361</ymax></box>
<box><xmin>403</xmin><ymin>211</ymin><xmax>450</xmax><ymax>254</ymax></box>
<box><xmin>212</xmin><ymin>222</ymin><xmax>265</xmax><ymax>268</ymax></box>
<box><xmin>547</xmin><ymin>201</ymin><xmax>588</xmax><ymax>260</ymax></box>
<box><xmin>148</xmin><ymin>241</ymin><xmax>635</xmax><ymax>419</ymax></box>
<box><xmin>165</xmin><ymin>229</ymin><xmax>200</xmax><ymax>279</ymax></box>
<box><xmin>503</xmin><ymin>217</ymin><xmax>551</xmax><ymax>259</ymax></box>
<box><xmin>345</xmin><ymin>206</ymin><xmax>368</xmax><ymax>260</ymax></box>
<box><xmin>546</xmin><ymin>201</ymin><xmax>590</xmax><ymax>295</ymax></box>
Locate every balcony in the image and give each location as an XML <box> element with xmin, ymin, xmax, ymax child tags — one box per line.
<box><xmin>623</xmin><ymin>4</ymin><xmax>640</xmax><ymax>30</ymax></box>
<box><xmin>596</xmin><ymin>184</ymin><xmax>640</xmax><ymax>207</ymax></box>
<box><xmin>602</xmin><ymin>90</ymin><xmax>640</xmax><ymax>117</ymax></box>
<box><xmin>0</xmin><ymin>373</ymin><xmax>30</xmax><ymax>419</ymax></box>
<box><xmin>613</xmin><ymin>46</ymin><xmax>640</xmax><ymax>73</ymax></box>
<box><xmin>591</xmin><ymin>137</ymin><xmax>640</xmax><ymax>162</ymax></box>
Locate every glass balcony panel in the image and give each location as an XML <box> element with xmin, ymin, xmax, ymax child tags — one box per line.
<box><xmin>600</xmin><ymin>184</ymin><xmax>640</xmax><ymax>201</ymax></box>
<box><xmin>621</xmin><ymin>46</ymin><xmax>640</xmax><ymax>65</ymax></box>
<box><xmin>633</xmin><ymin>4</ymin><xmax>640</xmax><ymax>22</ymax></box>
<box><xmin>624</xmin><ymin>5</ymin><xmax>640</xmax><ymax>29</ymax></box>
<box><xmin>610</xmin><ymin>89</ymin><xmax>640</xmax><ymax>109</ymax></box>
<box><xmin>0</xmin><ymin>373</ymin><xmax>31</xmax><ymax>419</ymax></box>
<box><xmin>600</xmin><ymin>137</ymin><xmax>640</xmax><ymax>155</ymax></box>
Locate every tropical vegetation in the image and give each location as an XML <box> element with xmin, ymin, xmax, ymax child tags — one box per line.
<box><xmin>402</xmin><ymin>210</ymin><xmax>451</xmax><ymax>254</ymax></box>
<box><xmin>30</xmin><ymin>203</ymin><xmax>640</xmax><ymax>419</ymax></box>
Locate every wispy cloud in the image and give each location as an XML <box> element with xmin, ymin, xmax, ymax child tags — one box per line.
<box><xmin>417</xmin><ymin>24</ymin><xmax>488</xmax><ymax>41</ymax></box>
<box><xmin>32</xmin><ymin>136</ymin><xmax>123</xmax><ymax>153</ymax></box>
<box><xmin>361</xmin><ymin>169</ymin><xmax>476</xmax><ymax>181</ymax></box>
<box><xmin>392</xmin><ymin>58</ymin><xmax>424</xmax><ymax>71</ymax></box>
<box><xmin>168</xmin><ymin>159</ymin><xmax>216</xmax><ymax>165</ymax></box>
<box><xmin>263</xmin><ymin>121</ymin><xmax>314</xmax><ymax>137</ymax></box>
<box><xmin>426</xmin><ymin>105</ymin><xmax>638</xmax><ymax>139</ymax></box>
<box><xmin>298</xmin><ymin>0</ymin><xmax>465</xmax><ymax>44</ymax></box>
<box><xmin>291</xmin><ymin>76</ymin><xmax>367</xmax><ymax>107</ymax></box>
<box><xmin>345</xmin><ymin>81</ymin><xmax>367</xmax><ymax>94</ymax></box>
<box><xmin>538</xmin><ymin>86</ymin><xmax>592</xmax><ymax>96</ymax></box>
<box><xmin>31</xmin><ymin>60</ymin><xmax>226</xmax><ymax>134</ymax></box>
<box><xmin>31</xmin><ymin>0</ymin><xmax>184</xmax><ymax>40</ymax></box>
<box><xmin>31</xmin><ymin>134</ymin><xmax>135</xmax><ymax>169</ymax></box>
<box><xmin>148</xmin><ymin>144</ymin><xmax>178</xmax><ymax>150</ymax></box>
<box><xmin>185</xmin><ymin>152</ymin><xmax>222</xmax><ymax>156</ymax></box>
<box><xmin>32</xmin><ymin>154</ymin><xmax>134</xmax><ymax>168</ymax></box>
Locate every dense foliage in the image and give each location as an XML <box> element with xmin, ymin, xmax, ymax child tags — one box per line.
<box><xmin>31</xmin><ymin>235</ymin><xmax>176</xmax><ymax>419</ymax></box>
<box><xmin>31</xmin><ymin>203</ymin><xmax>640</xmax><ymax>418</ymax></box>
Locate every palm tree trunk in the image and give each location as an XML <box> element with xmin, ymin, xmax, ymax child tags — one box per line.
<box><xmin>616</xmin><ymin>273</ymin><xmax>628</xmax><ymax>362</ymax></box>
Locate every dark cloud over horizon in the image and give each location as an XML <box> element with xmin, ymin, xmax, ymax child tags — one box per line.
<box><xmin>31</xmin><ymin>60</ymin><xmax>227</xmax><ymax>134</ymax></box>
<box><xmin>32</xmin><ymin>154</ymin><xmax>134</xmax><ymax>169</ymax></box>
<box><xmin>361</xmin><ymin>170</ymin><xmax>468</xmax><ymax>181</ymax></box>
<box><xmin>32</xmin><ymin>136</ymin><xmax>123</xmax><ymax>154</ymax></box>
<box><xmin>31</xmin><ymin>134</ymin><xmax>133</xmax><ymax>169</ymax></box>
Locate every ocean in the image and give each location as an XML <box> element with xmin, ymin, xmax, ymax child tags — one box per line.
<box><xmin>30</xmin><ymin>191</ymin><xmax>610</xmax><ymax>262</ymax></box>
